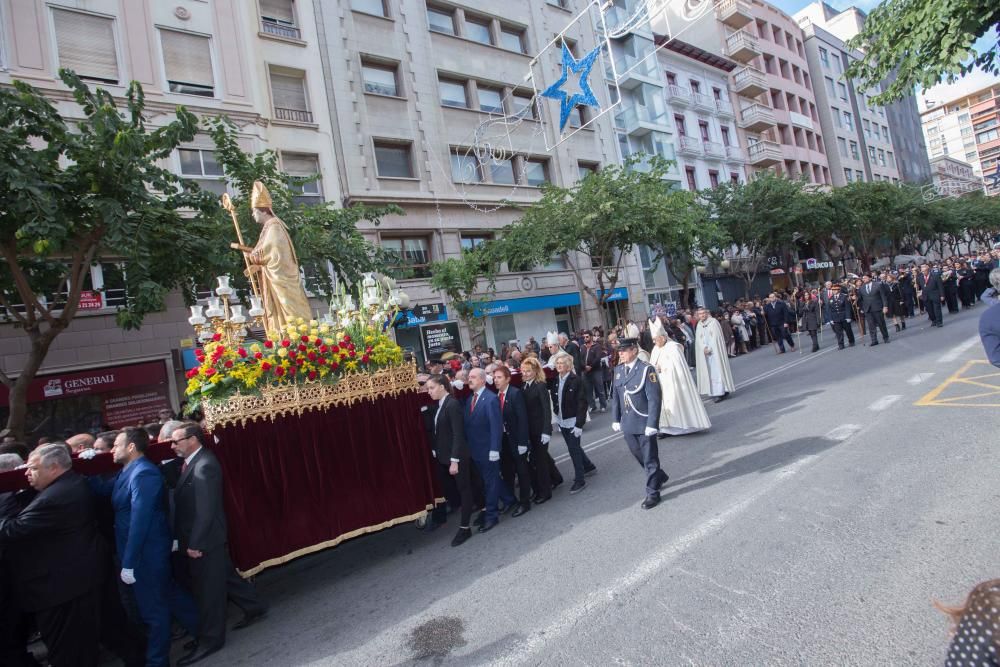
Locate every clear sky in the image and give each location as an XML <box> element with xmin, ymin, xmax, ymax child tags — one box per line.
<box><xmin>768</xmin><ymin>0</ymin><xmax>1000</xmax><ymax>108</ymax></box>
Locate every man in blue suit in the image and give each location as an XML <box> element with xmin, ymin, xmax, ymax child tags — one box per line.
<box><xmin>493</xmin><ymin>366</ymin><xmax>533</xmax><ymax>516</ymax></box>
<box><xmin>91</xmin><ymin>427</ymin><xmax>199</xmax><ymax>667</ymax></box>
<box><xmin>464</xmin><ymin>368</ymin><xmax>515</xmax><ymax>532</ymax></box>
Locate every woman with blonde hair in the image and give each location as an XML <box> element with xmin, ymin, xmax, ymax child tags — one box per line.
<box><xmin>648</xmin><ymin>319</ymin><xmax>711</xmax><ymax>435</ymax></box>
<box><xmin>519</xmin><ymin>356</ymin><xmax>563</xmax><ymax>501</ymax></box>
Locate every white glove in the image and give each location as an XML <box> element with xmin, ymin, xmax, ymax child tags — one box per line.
<box><xmin>489</xmin><ymin>450</ymin><xmax>500</xmax><ymax>462</ymax></box>
<box><xmin>572</xmin><ymin>427</ymin><xmax>583</xmax><ymax>438</ymax></box>
<box><xmin>120</xmin><ymin>568</ymin><xmax>136</xmax><ymax>585</ymax></box>
<box><xmin>431</xmin><ymin>450</ymin><xmax>437</xmax><ymax>458</ymax></box>
<box><xmin>644</xmin><ymin>427</ymin><xmax>658</xmax><ymax>437</ymax></box>
<box><xmin>540</xmin><ymin>434</ymin><xmax>550</xmax><ymax>445</ymax></box>
<box><xmin>78</xmin><ymin>448</ymin><xmax>99</xmax><ymax>460</ymax></box>
<box><xmin>172</xmin><ymin>540</ymin><xmax>179</xmax><ymax>553</ymax></box>
<box><xmin>611</xmin><ymin>422</ymin><xmax>621</xmax><ymax>432</ymax></box>
<box><xmin>452</xmin><ymin>380</ymin><xmax>464</xmax><ymax>390</ymax></box>
<box><xmin>517</xmin><ymin>446</ymin><xmax>528</xmax><ymax>455</ymax></box>
<box><xmin>485</xmin><ymin>375</ymin><xmax>494</xmax><ymax>385</ymax></box>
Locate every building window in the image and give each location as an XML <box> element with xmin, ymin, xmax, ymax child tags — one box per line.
<box><xmin>578</xmin><ymin>162</ymin><xmax>598</xmax><ymax>180</ymax></box>
<box><xmin>260</xmin><ymin>0</ymin><xmax>300</xmax><ymax>39</ymax></box>
<box><xmin>665</xmin><ymin>71</ymin><xmax>677</xmax><ymax>85</ymax></box>
<box><xmin>478</xmin><ymin>86</ymin><xmax>504</xmax><ymax>114</ymax></box>
<box><xmin>464</xmin><ymin>17</ymin><xmax>491</xmax><ymax>44</ymax></box>
<box><xmin>712</xmin><ymin>87</ymin><xmax>723</xmax><ymax>101</ymax></box>
<box><xmin>52</xmin><ymin>9</ymin><xmax>119</xmax><ymax>84</ymax></box>
<box><xmin>269</xmin><ymin>68</ymin><xmax>312</xmax><ymax>123</ymax></box>
<box><xmin>450</xmin><ymin>150</ymin><xmax>482</xmax><ymax>183</ymax></box>
<box><xmin>690</xmin><ymin>80</ymin><xmax>701</xmax><ymax>94</ymax></box>
<box><xmin>685</xmin><ymin>167</ymin><xmax>697</xmax><ymax>190</ymax></box>
<box><xmin>547</xmin><ymin>0</ymin><xmax>569</xmax><ymax>8</ymax></box>
<box><xmin>500</xmin><ymin>26</ymin><xmax>526</xmax><ymax>53</ymax></box>
<box><xmin>868</xmin><ymin>145</ymin><xmax>876</xmax><ymax>161</ymax></box>
<box><xmin>877</xmin><ymin>149</ymin><xmax>886</xmax><ymax>166</ymax></box>
<box><xmin>837</xmin><ymin>81</ymin><xmax>848</xmax><ymax>101</ymax></box>
<box><xmin>844</xmin><ymin>168</ymin><xmax>853</xmax><ymax>182</ymax></box>
<box><xmin>382</xmin><ymin>237</ymin><xmax>431</xmax><ymax>280</ymax></box>
<box><xmin>838</xmin><ymin>137</ymin><xmax>847</xmax><ymax>157</ymax></box>
<box><xmin>730</xmin><ymin>172</ymin><xmax>740</xmax><ymax>184</ymax></box>
<box><xmin>843</xmin><ymin>111</ymin><xmax>853</xmax><ymax>130</ymax></box>
<box><xmin>179</xmin><ymin>149</ymin><xmax>227</xmax><ymax>195</ymax></box>
<box><xmin>887</xmin><ymin>151</ymin><xmax>894</xmax><ymax>164</ymax></box>
<box><xmin>674</xmin><ymin>115</ymin><xmax>687</xmax><ymax>136</ymax></box>
<box><xmin>856</xmin><ymin>170</ymin><xmax>864</xmax><ymax>182</ymax></box>
<box><xmin>849</xmin><ymin>140</ymin><xmax>859</xmax><ymax>159</ymax></box>
<box><xmin>439</xmin><ymin>78</ymin><xmax>468</xmax><ymax>108</ymax></box>
<box><xmin>490</xmin><ymin>158</ymin><xmax>516</xmax><ymax>185</ymax></box>
<box><xmin>510</xmin><ymin>91</ymin><xmax>536</xmax><ymax>118</ymax></box>
<box><xmin>282</xmin><ymin>153</ymin><xmax>323</xmax><ymax>205</ymax></box>
<box><xmin>698</xmin><ymin>120</ymin><xmax>710</xmax><ymax>142</ymax></box>
<box><xmin>362</xmin><ymin>59</ymin><xmax>399</xmax><ymax>96</ymax></box>
<box><xmin>567</xmin><ymin>105</ymin><xmax>584</xmax><ymax>127</ymax></box>
<box><xmin>351</xmin><ymin>0</ymin><xmax>388</xmax><ymax>17</ymax></box>
<box><xmin>460</xmin><ymin>234</ymin><xmax>491</xmax><ymax>251</ymax></box>
<box><xmin>721</xmin><ymin>127</ymin><xmax>731</xmax><ymax>147</ymax></box>
<box><xmin>160</xmin><ymin>29</ymin><xmax>214</xmax><ymax>97</ymax></box>
<box><xmin>832</xmin><ymin>106</ymin><xmax>841</xmax><ymax>127</ymax></box>
<box><xmin>427</xmin><ymin>7</ymin><xmax>456</xmax><ymax>34</ymax></box>
<box><xmin>373</xmin><ymin>140</ymin><xmax>414</xmax><ymax>178</ymax></box>
<box><xmin>976</xmin><ymin>128</ymin><xmax>999</xmax><ymax>143</ymax></box>
<box><xmin>523</xmin><ymin>158</ymin><xmax>548</xmax><ymax>186</ymax></box>
<box><xmin>819</xmin><ymin>47</ymin><xmax>829</xmax><ymax>68</ymax></box>
<box><xmin>709</xmin><ymin>170</ymin><xmax>719</xmax><ymax>188</ymax></box>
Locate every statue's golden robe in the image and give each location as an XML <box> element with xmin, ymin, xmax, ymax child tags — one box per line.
<box><xmin>249</xmin><ymin>215</ymin><xmax>312</xmax><ymax>335</ymax></box>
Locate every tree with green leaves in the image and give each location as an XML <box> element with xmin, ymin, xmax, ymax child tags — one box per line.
<box><xmin>700</xmin><ymin>173</ymin><xmax>805</xmax><ymax>297</ymax></box>
<box><xmin>494</xmin><ymin>156</ymin><xmax>676</xmax><ymax>327</ymax></box>
<box><xmin>428</xmin><ymin>243</ymin><xmax>498</xmax><ymax>345</ymax></box>
<box><xmin>644</xmin><ymin>190</ymin><xmax>724</xmax><ymax>309</ymax></box>
<box><xmin>832</xmin><ymin>181</ymin><xmax>927</xmax><ymax>270</ymax></box>
<box><xmin>845</xmin><ymin>0</ymin><xmax>999</xmax><ymax>105</ymax></box>
<box><xmin>205</xmin><ymin>118</ymin><xmax>399</xmax><ymax>298</ymax></box>
<box><xmin>0</xmin><ymin>71</ymin><xmax>223</xmax><ymax>438</ymax></box>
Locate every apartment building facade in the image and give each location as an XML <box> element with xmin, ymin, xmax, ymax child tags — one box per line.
<box><xmin>795</xmin><ymin>2</ymin><xmax>930</xmax><ymax>186</ymax></box>
<box><xmin>0</xmin><ymin>0</ymin><xmax>340</xmax><ymax>432</ymax></box>
<box><xmin>921</xmin><ymin>84</ymin><xmax>1000</xmax><ymax>196</ymax></box>
<box><xmin>316</xmin><ymin>0</ymin><xmax>640</xmax><ymax>361</ymax></box>
<box><xmin>929</xmin><ymin>156</ymin><xmax>983</xmax><ymax>197</ymax></box>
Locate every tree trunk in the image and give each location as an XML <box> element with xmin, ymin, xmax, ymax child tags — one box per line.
<box><xmin>5</xmin><ymin>328</ymin><xmax>61</xmax><ymax>441</ymax></box>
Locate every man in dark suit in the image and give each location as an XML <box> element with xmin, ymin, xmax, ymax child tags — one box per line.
<box><xmin>464</xmin><ymin>369</ymin><xmax>515</xmax><ymax>533</ymax></box>
<box><xmin>425</xmin><ymin>374</ymin><xmax>477</xmax><ymax>547</ymax></box>
<box><xmin>169</xmin><ymin>423</ymin><xmax>268</xmax><ymax>666</ymax></box>
<box><xmin>764</xmin><ymin>293</ymin><xmax>796</xmax><ymax>353</ymax></box>
<box><xmin>559</xmin><ymin>332</ymin><xmax>584</xmax><ymax>375</ymax></box>
<box><xmin>550</xmin><ymin>352</ymin><xmax>596</xmax><ymax>494</ymax></box>
<box><xmin>611</xmin><ymin>339</ymin><xmax>668</xmax><ymax>510</ymax></box>
<box><xmin>0</xmin><ymin>444</ymin><xmax>106</xmax><ymax>667</ymax></box>
<box><xmin>918</xmin><ymin>263</ymin><xmax>945</xmax><ymax>327</ymax></box>
<box><xmin>493</xmin><ymin>366</ymin><xmax>533</xmax><ymax>517</ymax></box>
<box><xmin>90</xmin><ymin>427</ymin><xmax>199</xmax><ymax>667</ymax></box>
<box><xmin>581</xmin><ymin>331</ymin><xmax>607</xmax><ymax>412</ymax></box>
<box><xmin>824</xmin><ymin>283</ymin><xmax>856</xmax><ymax>349</ymax></box>
<box><xmin>857</xmin><ymin>274</ymin><xmax>891</xmax><ymax>344</ymax></box>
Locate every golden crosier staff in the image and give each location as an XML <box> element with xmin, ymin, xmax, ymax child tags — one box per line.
<box><xmin>220</xmin><ymin>193</ymin><xmax>262</xmax><ymax>300</ymax></box>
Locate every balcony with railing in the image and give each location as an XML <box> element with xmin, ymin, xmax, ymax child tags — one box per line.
<box><xmin>261</xmin><ymin>20</ymin><xmax>301</xmax><ymax>40</ymax></box>
<box><xmin>725</xmin><ymin>145</ymin><xmax>746</xmax><ymax>162</ymax></box>
<box><xmin>731</xmin><ymin>66</ymin><xmax>768</xmax><ymax>99</ymax></box>
<box><xmin>615</xmin><ymin>104</ymin><xmax>672</xmax><ymax>136</ymax></box>
<box><xmin>677</xmin><ymin>135</ymin><xmax>703</xmax><ymax>156</ymax></box>
<box><xmin>666</xmin><ymin>84</ymin><xmax>692</xmax><ymax>106</ymax></box>
<box><xmin>715</xmin><ymin>0</ymin><xmax>754</xmax><ymax>29</ymax></box>
<box><xmin>725</xmin><ymin>30</ymin><xmax>760</xmax><ymax>63</ymax></box>
<box><xmin>693</xmin><ymin>92</ymin><xmax>716</xmax><ymax>112</ymax></box>
<box><xmin>716</xmin><ymin>98</ymin><xmax>735</xmax><ymax>117</ymax></box>
<box><xmin>747</xmin><ymin>140</ymin><xmax>782</xmax><ymax>166</ymax></box>
<box><xmin>274</xmin><ymin>107</ymin><xmax>314</xmax><ymax>123</ymax></box>
<box><xmin>627</xmin><ymin>146</ymin><xmax>681</xmax><ymax>182</ymax></box>
<box><xmin>703</xmin><ymin>140</ymin><xmax>726</xmax><ymax>159</ymax></box>
<box><xmin>739</xmin><ymin>102</ymin><xmax>776</xmax><ymax>133</ymax></box>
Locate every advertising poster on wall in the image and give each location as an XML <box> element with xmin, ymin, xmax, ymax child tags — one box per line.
<box><xmin>420</xmin><ymin>321</ymin><xmax>462</xmax><ymax>359</ymax></box>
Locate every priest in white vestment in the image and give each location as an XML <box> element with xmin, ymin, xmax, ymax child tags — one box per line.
<box><xmin>648</xmin><ymin>319</ymin><xmax>711</xmax><ymax>435</ymax></box>
<box><xmin>694</xmin><ymin>308</ymin><xmax>735</xmax><ymax>403</ymax></box>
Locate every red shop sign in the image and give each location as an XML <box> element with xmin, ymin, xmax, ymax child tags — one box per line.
<box><xmin>0</xmin><ymin>360</ymin><xmax>169</xmax><ymax>407</ymax></box>
<box><xmin>78</xmin><ymin>290</ymin><xmax>104</xmax><ymax>310</ymax></box>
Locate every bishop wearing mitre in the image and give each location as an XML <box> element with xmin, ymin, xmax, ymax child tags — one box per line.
<box><xmin>246</xmin><ymin>181</ymin><xmax>313</xmax><ymax>335</ymax></box>
<box><xmin>694</xmin><ymin>307</ymin><xmax>735</xmax><ymax>403</ymax></box>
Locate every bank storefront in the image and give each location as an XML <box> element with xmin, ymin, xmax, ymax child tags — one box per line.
<box><xmin>0</xmin><ymin>359</ymin><xmax>176</xmax><ymax>439</ymax></box>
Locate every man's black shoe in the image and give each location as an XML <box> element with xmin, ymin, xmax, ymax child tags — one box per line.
<box><xmin>569</xmin><ymin>480</ymin><xmax>586</xmax><ymax>494</ymax></box>
<box><xmin>183</xmin><ymin>640</ymin><xmax>198</xmax><ymax>652</ymax></box>
<box><xmin>477</xmin><ymin>519</ymin><xmax>498</xmax><ymax>533</ymax></box>
<box><xmin>533</xmin><ymin>495</ymin><xmax>551</xmax><ymax>504</ymax></box>
<box><xmin>500</xmin><ymin>502</ymin><xmax>516</xmax><ymax>516</ymax></box>
<box><xmin>451</xmin><ymin>528</ymin><xmax>472</xmax><ymax>547</ymax></box>
<box><xmin>233</xmin><ymin>608</ymin><xmax>267</xmax><ymax>631</ymax></box>
<box><xmin>870</xmin><ymin>341</ymin><xmax>878</xmax><ymax>346</ymax></box>
<box><xmin>551</xmin><ymin>479</ymin><xmax>563</xmax><ymax>490</ymax></box>
<box><xmin>838</xmin><ymin>345</ymin><xmax>845</xmax><ymax>350</ymax></box>
<box><xmin>657</xmin><ymin>474</ymin><xmax>670</xmax><ymax>492</ymax></box>
<box><xmin>849</xmin><ymin>342</ymin><xmax>856</xmax><ymax>347</ymax></box>
<box><xmin>641</xmin><ymin>496</ymin><xmax>660</xmax><ymax>510</ymax></box>
<box><xmin>512</xmin><ymin>504</ymin><xmax>530</xmax><ymax>517</ymax></box>
<box><xmin>177</xmin><ymin>644</ymin><xmax>223</xmax><ymax>666</ymax></box>
<box><xmin>713</xmin><ymin>392</ymin><xmax>729</xmax><ymax>403</ymax></box>
<box><xmin>583</xmin><ymin>465</ymin><xmax>597</xmax><ymax>477</ymax></box>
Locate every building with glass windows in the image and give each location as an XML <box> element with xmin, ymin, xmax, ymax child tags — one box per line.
<box><xmin>920</xmin><ymin>84</ymin><xmax>1000</xmax><ymax>196</ymax></box>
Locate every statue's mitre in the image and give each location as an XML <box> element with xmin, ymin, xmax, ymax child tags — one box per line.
<box><xmin>251</xmin><ymin>181</ymin><xmax>273</xmax><ymax>209</ymax></box>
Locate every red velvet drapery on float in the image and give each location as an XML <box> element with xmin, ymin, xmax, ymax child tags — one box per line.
<box><xmin>0</xmin><ymin>389</ymin><xmax>438</xmax><ymax>576</ymax></box>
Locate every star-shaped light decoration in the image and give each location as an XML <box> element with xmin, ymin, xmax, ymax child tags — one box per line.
<box><xmin>540</xmin><ymin>42</ymin><xmax>602</xmax><ymax>133</ymax></box>
<box><xmin>987</xmin><ymin>164</ymin><xmax>1000</xmax><ymax>191</ymax></box>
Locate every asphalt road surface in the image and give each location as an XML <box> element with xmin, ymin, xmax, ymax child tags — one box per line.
<box><xmin>199</xmin><ymin>308</ymin><xmax>999</xmax><ymax>667</ymax></box>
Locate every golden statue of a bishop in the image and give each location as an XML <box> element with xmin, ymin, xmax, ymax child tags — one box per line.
<box><xmin>243</xmin><ymin>181</ymin><xmax>312</xmax><ymax>335</ymax></box>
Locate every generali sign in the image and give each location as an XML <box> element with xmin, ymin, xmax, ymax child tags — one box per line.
<box><xmin>0</xmin><ymin>361</ymin><xmax>168</xmax><ymax>407</ymax></box>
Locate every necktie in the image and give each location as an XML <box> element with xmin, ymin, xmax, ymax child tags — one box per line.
<box><xmin>499</xmin><ymin>392</ymin><xmax>505</xmax><ymax>410</ymax></box>
<box><xmin>181</xmin><ymin>460</ymin><xmax>188</xmax><ymax>475</ymax></box>
<box><xmin>470</xmin><ymin>393</ymin><xmax>478</xmax><ymax>413</ymax></box>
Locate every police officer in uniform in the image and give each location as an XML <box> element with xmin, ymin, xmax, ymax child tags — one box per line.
<box><xmin>610</xmin><ymin>338</ymin><xmax>669</xmax><ymax>509</ymax></box>
<box><xmin>825</xmin><ymin>283</ymin><xmax>855</xmax><ymax>349</ymax></box>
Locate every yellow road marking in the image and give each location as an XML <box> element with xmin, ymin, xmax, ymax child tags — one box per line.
<box><xmin>915</xmin><ymin>360</ymin><xmax>1000</xmax><ymax>407</ymax></box>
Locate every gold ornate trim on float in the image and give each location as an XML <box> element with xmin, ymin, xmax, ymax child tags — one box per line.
<box><xmin>202</xmin><ymin>363</ymin><xmax>418</xmax><ymax>430</ymax></box>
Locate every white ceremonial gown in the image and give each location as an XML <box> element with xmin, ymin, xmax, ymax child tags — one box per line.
<box><xmin>695</xmin><ymin>317</ymin><xmax>736</xmax><ymax>397</ymax></box>
<box><xmin>649</xmin><ymin>341</ymin><xmax>711</xmax><ymax>435</ymax></box>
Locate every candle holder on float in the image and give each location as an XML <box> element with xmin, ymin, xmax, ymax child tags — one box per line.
<box><xmin>188</xmin><ymin>276</ymin><xmax>265</xmax><ymax>347</ymax></box>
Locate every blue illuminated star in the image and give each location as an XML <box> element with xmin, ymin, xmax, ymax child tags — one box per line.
<box><xmin>987</xmin><ymin>164</ymin><xmax>1000</xmax><ymax>190</ymax></box>
<box><xmin>540</xmin><ymin>43</ymin><xmax>601</xmax><ymax>133</ymax></box>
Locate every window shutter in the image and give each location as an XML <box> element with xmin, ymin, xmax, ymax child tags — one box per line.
<box><xmin>270</xmin><ymin>73</ymin><xmax>308</xmax><ymax>111</ymax></box>
<box><xmin>52</xmin><ymin>9</ymin><xmax>119</xmax><ymax>83</ymax></box>
<box><xmin>282</xmin><ymin>154</ymin><xmax>318</xmax><ymax>176</ymax></box>
<box><xmin>260</xmin><ymin>0</ymin><xmax>295</xmax><ymax>23</ymax></box>
<box><xmin>161</xmin><ymin>30</ymin><xmax>214</xmax><ymax>87</ymax></box>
